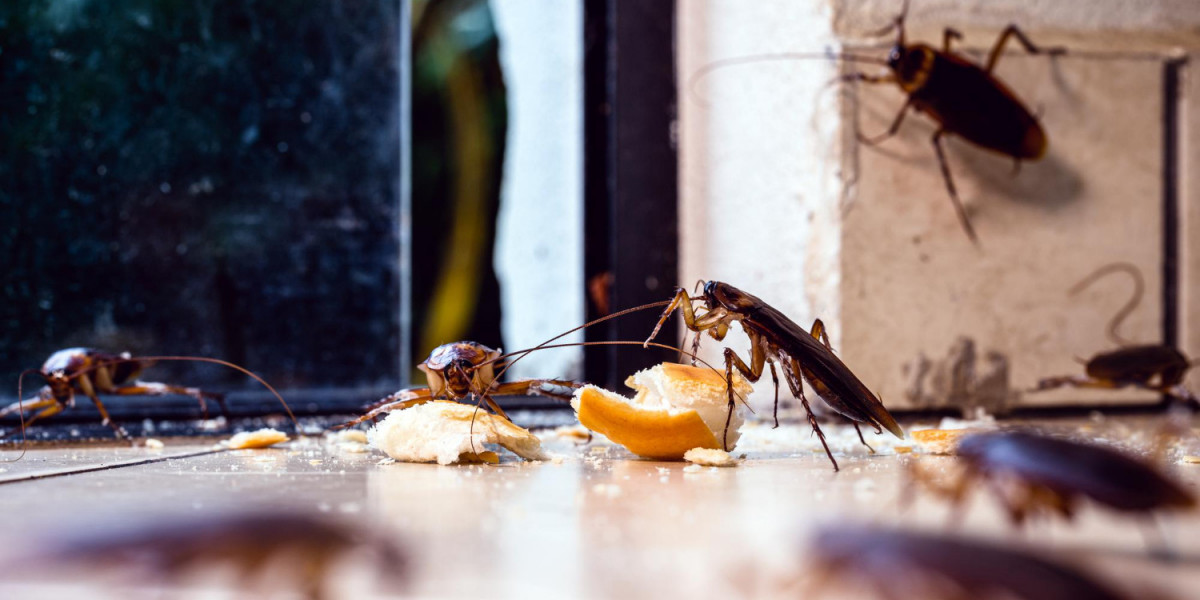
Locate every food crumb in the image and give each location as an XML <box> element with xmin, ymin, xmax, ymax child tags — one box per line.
<box><xmin>684</xmin><ymin>447</ymin><xmax>738</xmax><ymax>467</ymax></box>
<box><xmin>1180</xmin><ymin>455</ymin><xmax>1200</xmax><ymax>464</ymax></box>
<box><xmin>682</xmin><ymin>464</ymin><xmax>703</xmax><ymax>474</ymax></box>
<box><xmin>144</xmin><ymin>438</ymin><xmax>165</xmax><ymax>449</ymax></box>
<box><xmin>223</xmin><ymin>428</ymin><xmax>289</xmax><ymax>450</ymax></box>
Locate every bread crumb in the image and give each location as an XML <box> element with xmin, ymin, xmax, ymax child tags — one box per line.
<box><xmin>1180</xmin><ymin>455</ymin><xmax>1200</xmax><ymax>464</ymax></box>
<box><xmin>144</xmin><ymin>438</ymin><xmax>165</xmax><ymax>449</ymax></box>
<box><xmin>683</xmin><ymin>447</ymin><xmax>738</xmax><ymax>467</ymax></box>
<box><xmin>223</xmin><ymin>428</ymin><xmax>289</xmax><ymax>449</ymax></box>
<box><xmin>331</xmin><ymin>430</ymin><xmax>368</xmax><ymax>444</ymax></box>
<box><xmin>682</xmin><ymin>464</ymin><xmax>703</xmax><ymax>474</ymax></box>
<box><xmin>894</xmin><ymin>446</ymin><xmax>913</xmax><ymax>454</ymax></box>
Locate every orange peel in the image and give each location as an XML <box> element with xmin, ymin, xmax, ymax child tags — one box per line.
<box><xmin>572</xmin><ymin>363</ymin><xmax>752</xmax><ymax>460</ymax></box>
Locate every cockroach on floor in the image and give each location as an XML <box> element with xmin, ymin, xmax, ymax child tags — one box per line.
<box><xmin>8</xmin><ymin>511</ymin><xmax>408</xmax><ymax>600</ymax></box>
<box><xmin>644</xmin><ymin>281</ymin><xmax>904</xmax><ymax>471</ymax></box>
<box><xmin>1033</xmin><ymin>263</ymin><xmax>1197</xmax><ymax>405</ymax></box>
<box><xmin>841</xmin><ymin>0</ymin><xmax>1066</xmax><ymax>243</ymax></box>
<box><xmin>0</xmin><ymin>348</ymin><xmax>294</xmax><ymax>440</ymax></box>
<box><xmin>333</xmin><ymin>340</ymin><xmax>584</xmax><ymax>430</ymax></box>
<box><xmin>333</xmin><ymin>298</ymin><xmax>721</xmax><ymax>430</ymax></box>
<box><xmin>909</xmin><ymin>430</ymin><xmax>1195</xmax><ymax>526</ymax></box>
<box><xmin>807</xmin><ymin>524</ymin><xmax>1130</xmax><ymax>600</ymax></box>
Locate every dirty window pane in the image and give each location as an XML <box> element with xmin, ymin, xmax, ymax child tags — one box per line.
<box><xmin>0</xmin><ymin>1</ymin><xmax>403</xmax><ymax>407</ymax></box>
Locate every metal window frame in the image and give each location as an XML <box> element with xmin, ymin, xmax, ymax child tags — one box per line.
<box><xmin>583</xmin><ymin>0</ymin><xmax>680</xmax><ymax>390</ymax></box>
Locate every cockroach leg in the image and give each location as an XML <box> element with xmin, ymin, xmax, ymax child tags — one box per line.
<box><xmin>985</xmin><ymin>24</ymin><xmax>1065</xmax><ymax>74</ymax></box>
<box><xmin>332</xmin><ymin>391</ymin><xmax>435</xmax><ymax>430</ymax></box>
<box><xmin>109</xmin><ymin>383</ymin><xmax>229</xmax><ymax>420</ymax></box>
<box><xmin>931</xmin><ymin>129</ymin><xmax>980</xmax><ymax>245</ymax></box>
<box><xmin>486</xmin><ymin>379</ymin><xmax>582</xmax><ymax>403</ymax></box>
<box><xmin>942</xmin><ymin>27</ymin><xmax>963</xmax><ymax>52</ymax></box>
<box><xmin>809</xmin><ymin>319</ymin><xmax>832</xmax><ymax>350</ymax></box>
<box><xmin>76</xmin><ymin>374</ymin><xmax>127</xmax><ymax>437</ymax></box>
<box><xmin>718</xmin><ymin>337</ymin><xmax>769</xmax><ymax>449</ymax></box>
<box><xmin>3</xmin><ymin>398</ymin><xmax>62</xmax><ymax>433</ymax></box>
<box><xmin>853</xmin><ymin>423</ymin><xmax>875</xmax><ymax>454</ymax></box>
<box><xmin>769</xmin><ymin>361</ymin><xmax>781</xmax><ymax>428</ymax></box>
<box><xmin>799</xmin><ymin>394</ymin><xmax>837</xmax><ymax>472</ymax></box>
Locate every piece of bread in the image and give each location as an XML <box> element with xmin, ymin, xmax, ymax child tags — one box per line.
<box><xmin>572</xmin><ymin>362</ymin><xmax>752</xmax><ymax>460</ymax></box>
<box><xmin>223</xmin><ymin>428</ymin><xmax>289</xmax><ymax>449</ymax></box>
<box><xmin>910</xmin><ymin>428</ymin><xmax>974</xmax><ymax>455</ymax></box>
<box><xmin>368</xmin><ymin>400</ymin><xmax>546</xmax><ymax>465</ymax></box>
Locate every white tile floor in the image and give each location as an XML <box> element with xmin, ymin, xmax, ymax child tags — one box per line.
<box><xmin>0</xmin><ymin>416</ymin><xmax>1197</xmax><ymax>599</ymax></box>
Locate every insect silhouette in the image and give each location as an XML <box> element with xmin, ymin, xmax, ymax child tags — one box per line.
<box><xmin>644</xmin><ymin>281</ymin><xmax>904</xmax><ymax>471</ymax></box>
<box><xmin>908</xmin><ymin>430</ymin><xmax>1195</xmax><ymax>527</ymax></box>
<box><xmin>807</xmin><ymin>524</ymin><xmax>1130</xmax><ymax>600</ymax></box>
<box><xmin>1033</xmin><ymin>263</ymin><xmax>1197</xmax><ymax>405</ymax></box>
<box><xmin>841</xmin><ymin>0</ymin><xmax>1065</xmax><ymax>243</ymax></box>
<box><xmin>2</xmin><ymin>348</ymin><xmax>294</xmax><ymax>442</ymax></box>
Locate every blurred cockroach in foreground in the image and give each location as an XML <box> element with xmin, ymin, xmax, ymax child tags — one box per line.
<box><xmin>644</xmin><ymin>281</ymin><xmax>904</xmax><ymax>471</ymax></box>
<box><xmin>1033</xmin><ymin>263</ymin><xmax>1197</xmax><ymax>405</ymax></box>
<box><xmin>908</xmin><ymin>430</ymin><xmax>1195</xmax><ymax>527</ymax></box>
<box><xmin>807</xmin><ymin>524</ymin><xmax>1129</xmax><ymax>600</ymax></box>
<box><xmin>4</xmin><ymin>512</ymin><xmax>407</xmax><ymax>600</ymax></box>
<box><xmin>842</xmin><ymin>0</ymin><xmax>1065</xmax><ymax>243</ymax></box>
<box><xmin>0</xmin><ymin>348</ymin><xmax>294</xmax><ymax>440</ymax></box>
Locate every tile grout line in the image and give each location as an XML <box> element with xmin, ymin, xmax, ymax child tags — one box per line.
<box><xmin>0</xmin><ymin>449</ymin><xmax>227</xmax><ymax>486</ymax></box>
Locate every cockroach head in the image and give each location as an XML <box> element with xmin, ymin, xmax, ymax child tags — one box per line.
<box><xmin>45</xmin><ymin>369</ymin><xmax>73</xmax><ymax>401</ymax></box>
<box><xmin>702</xmin><ymin>281</ymin><xmax>756</xmax><ymax>312</ymax></box>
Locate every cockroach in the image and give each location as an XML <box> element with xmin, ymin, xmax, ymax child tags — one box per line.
<box><xmin>333</xmin><ymin>340</ymin><xmax>584</xmax><ymax>430</ymax></box>
<box><xmin>334</xmin><ymin>300</ymin><xmax>738</xmax><ymax>431</ymax></box>
<box><xmin>846</xmin><ymin>0</ymin><xmax>1063</xmax><ymax>243</ymax></box>
<box><xmin>807</xmin><ymin>524</ymin><xmax>1129</xmax><ymax>600</ymax></box>
<box><xmin>1033</xmin><ymin>263</ymin><xmax>1197</xmax><ymax>405</ymax></box>
<box><xmin>8</xmin><ymin>511</ymin><xmax>408</xmax><ymax>599</ymax></box>
<box><xmin>0</xmin><ymin>348</ymin><xmax>294</xmax><ymax>441</ymax></box>
<box><xmin>909</xmin><ymin>430</ymin><xmax>1195</xmax><ymax>526</ymax></box>
<box><xmin>644</xmin><ymin>281</ymin><xmax>904</xmax><ymax>471</ymax></box>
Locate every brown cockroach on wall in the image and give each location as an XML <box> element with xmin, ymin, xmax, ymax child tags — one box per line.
<box><xmin>807</xmin><ymin>524</ymin><xmax>1131</xmax><ymax>600</ymax></box>
<box><xmin>644</xmin><ymin>281</ymin><xmax>904</xmax><ymax>471</ymax></box>
<box><xmin>690</xmin><ymin>0</ymin><xmax>1064</xmax><ymax>244</ymax></box>
<box><xmin>843</xmin><ymin>0</ymin><xmax>1065</xmax><ymax>244</ymax></box>
<box><xmin>908</xmin><ymin>430</ymin><xmax>1194</xmax><ymax>527</ymax></box>
<box><xmin>1</xmin><ymin>348</ymin><xmax>294</xmax><ymax>442</ymax></box>
<box><xmin>1033</xmin><ymin>263</ymin><xmax>1197</xmax><ymax>405</ymax></box>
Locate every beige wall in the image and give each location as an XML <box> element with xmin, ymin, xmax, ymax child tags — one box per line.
<box><xmin>679</xmin><ymin>0</ymin><xmax>1200</xmax><ymax>413</ymax></box>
